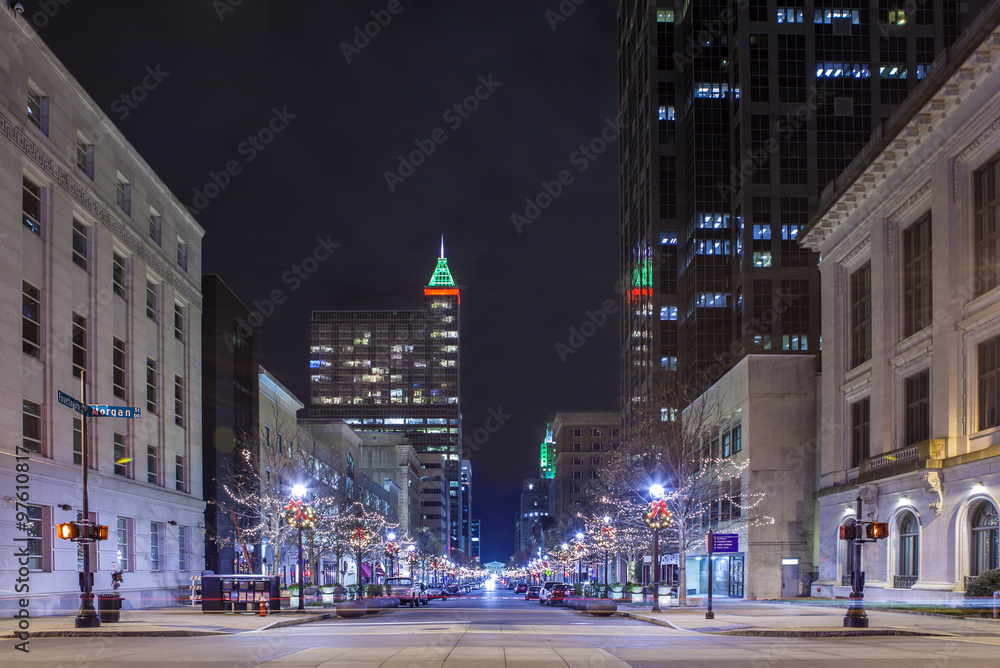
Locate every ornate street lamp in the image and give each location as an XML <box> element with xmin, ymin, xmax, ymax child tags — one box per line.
<box><xmin>574</xmin><ymin>532</ymin><xmax>585</xmax><ymax>585</ymax></box>
<box><xmin>349</xmin><ymin>525</ymin><xmax>372</xmax><ymax>599</ymax></box>
<box><xmin>644</xmin><ymin>484</ymin><xmax>672</xmax><ymax>613</ymax></box>
<box><xmin>385</xmin><ymin>533</ymin><xmax>398</xmax><ymax>579</ymax></box>
<box><xmin>284</xmin><ymin>484</ymin><xmax>315</xmax><ymax>612</ymax></box>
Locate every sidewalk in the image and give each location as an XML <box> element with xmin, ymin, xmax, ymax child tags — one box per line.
<box><xmin>0</xmin><ymin>605</ymin><xmax>342</xmax><ymax>638</ymax></box>
<box><xmin>617</xmin><ymin>599</ymin><xmax>1000</xmax><ymax>637</ymax></box>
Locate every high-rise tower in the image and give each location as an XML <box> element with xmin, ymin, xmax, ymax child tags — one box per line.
<box><xmin>310</xmin><ymin>242</ymin><xmax>463</xmax><ymax>545</ymax></box>
<box><xmin>619</xmin><ymin>0</ymin><xmax>968</xmax><ymax>428</ymax></box>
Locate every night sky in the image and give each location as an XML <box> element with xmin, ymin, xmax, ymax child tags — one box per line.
<box><xmin>34</xmin><ymin>0</ymin><xmax>620</xmax><ymax>563</ymax></box>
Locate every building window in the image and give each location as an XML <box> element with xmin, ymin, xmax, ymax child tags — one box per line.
<box><xmin>114</xmin><ymin>432</ymin><xmax>129</xmax><ymax>477</ymax></box>
<box><xmin>113</xmin><ymin>338</ymin><xmax>127</xmax><ymax>400</ymax></box>
<box><xmin>722</xmin><ymin>432</ymin><xmax>732</xmax><ymax>457</ymax></box>
<box><xmin>904</xmin><ymin>371</ymin><xmax>930</xmax><ymax>445</ymax></box>
<box><xmin>116</xmin><ymin>517</ymin><xmax>130</xmax><ymax>571</ymax></box>
<box><xmin>24</xmin><ymin>505</ymin><xmax>44</xmax><ymax>570</ymax></box>
<box><xmin>22</xmin><ymin>281</ymin><xmax>41</xmax><ymax>358</ymax></box>
<box><xmin>23</xmin><ymin>399</ymin><xmax>42</xmax><ymax>454</ymax></box>
<box><xmin>572</xmin><ymin>471</ymin><xmax>583</xmax><ymax>480</ymax></box>
<box><xmin>898</xmin><ymin>512</ymin><xmax>919</xmax><ymax>583</ymax></box>
<box><xmin>174</xmin><ymin>375</ymin><xmax>184</xmax><ymax>427</ymax></box>
<box><xmin>975</xmin><ymin>157</ymin><xmax>1000</xmax><ymax>296</ymax></box>
<box><xmin>22</xmin><ymin>176</ymin><xmax>42</xmax><ymax>235</ymax></box>
<box><xmin>150</xmin><ymin>522</ymin><xmax>162</xmax><ymax>571</ymax></box>
<box><xmin>146</xmin><ymin>280</ymin><xmax>157</xmax><ymax>321</ymax></box>
<box><xmin>112</xmin><ymin>252</ymin><xmax>127</xmax><ymax>298</ymax></box>
<box><xmin>590</xmin><ymin>456</ymin><xmax>602</xmax><ymax>465</ymax></box>
<box><xmin>178</xmin><ymin>526</ymin><xmax>189</xmax><ymax>571</ymax></box>
<box><xmin>572</xmin><ymin>428</ymin><xmax>583</xmax><ymax>437</ymax></box>
<box><xmin>971</xmin><ymin>502</ymin><xmax>999</xmax><ymax>576</ymax></box>
<box><xmin>850</xmin><ymin>397</ymin><xmax>870</xmax><ymax>468</ymax></box>
<box><xmin>591</xmin><ymin>442</ymin><xmax>602</xmax><ymax>451</ymax></box>
<box><xmin>572</xmin><ymin>442</ymin><xmax>583</xmax><ymax>452</ymax></box>
<box><xmin>149</xmin><ymin>209</ymin><xmax>162</xmax><ymax>246</ymax></box>
<box><xmin>27</xmin><ymin>87</ymin><xmax>48</xmax><ymax>134</ymax></box>
<box><xmin>147</xmin><ymin>444</ymin><xmax>158</xmax><ymax>485</ymax></box>
<box><xmin>72</xmin><ymin>219</ymin><xmax>89</xmax><ymax>271</ymax></box>
<box><xmin>572</xmin><ymin>457</ymin><xmax>583</xmax><ymax>465</ymax></box>
<box><xmin>76</xmin><ymin>136</ymin><xmax>94</xmax><ymax>179</ymax></box>
<box><xmin>146</xmin><ymin>358</ymin><xmax>157</xmax><ymax>414</ymax></box>
<box><xmin>176</xmin><ymin>455</ymin><xmax>185</xmax><ymax>492</ymax></box>
<box><xmin>177</xmin><ymin>240</ymin><xmax>188</xmax><ymax>271</ymax></box>
<box><xmin>732</xmin><ymin>425</ymin><xmax>742</xmax><ymax>453</ymax></box>
<box><xmin>73</xmin><ymin>416</ymin><xmax>83</xmax><ymax>466</ymax></box>
<box><xmin>174</xmin><ymin>304</ymin><xmax>185</xmax><ymax>341</ymax></box>
<box><xmin>72</xmin><ymin>312</ymin><xmax>87</xmax><ymax>378</ymax></box>
<box><xmin>902</xmin><ymin>213</ymin><xmax>932</xmax><ymax>337</ymax></box>
<box><xmin>591</xmin><ymin>428</ymin><xmax>603</xmax><ymax>437</ymax></box>
<box><xmin>116</xmin><ymin>175</ymin><xmax>131</xmax><ymax>216</ymax></box>
<box><xmin>980</xmin><ymin>335</ymin><xmax>1000</xmax><ymax>431</ymax></box>
<box><xmin>850</xmin><ymin>263</ymin><xmax>872</xmax><ymax>367</ymax></box>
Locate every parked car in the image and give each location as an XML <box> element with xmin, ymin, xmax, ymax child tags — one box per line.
<box><xmin>425</xmin><ymin>584</ymin><xmax>447</xmax><ymax>601</ymax></box>
<box><xmin>385</xmin><ymin>577</ymin><xmax>426</xmax><ymax>608</ymax></box>
<box><xmin>515</xmin><ymin>583</ymin><xmax>528</xmax><ymax>594</ymax></box>
<box><xmin>541</xmin><ymin>583</ymin><xmax>572</xmax><ymax>606</ymax></box>
<box><xmin>444</xmin><ymin>584</ymin><xmax>462</xmax><ymax>597</ymax></box>
<box><xmin>539</xmin><ymin>580</ymin><xmax>562</xmax><ymax>603</ymax></box>
<box><xmin>525</xmin><ymin>586</ymin><xmax>540</xmax><ymax>600</ymax></box>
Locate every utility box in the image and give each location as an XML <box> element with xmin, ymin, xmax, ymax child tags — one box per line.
<box><xmin>200</xmin><ymin>572</ymin><xmax>281</xmax><ymax>613</ymax></box>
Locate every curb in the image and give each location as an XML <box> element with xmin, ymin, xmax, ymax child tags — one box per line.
<box><xmin>615</xmin><ymin>611</ymin><xmax>685</xmax><ymax>631</ymax></box>
<box><xmin>707</xmin><ymin>628</ymin><xmax>950</xmax><ymax>638</ymax></box>
<box><xmin>0</xmin><ymin>610</ymin><xmax>341</xmax><ymax>638</ymax></box>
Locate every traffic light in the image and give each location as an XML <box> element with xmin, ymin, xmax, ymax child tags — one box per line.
<box><xmin>91</xmin><ymin>524</ymin><xmax>108</xmax><ymax>541</ymax></box>
<box><xmin>56</xmin><ymin>523</ymin><xmax>80</xmax><ymax>540</ymax></box>
<box><xmin>866</xmin><ymin>522</ymin><xmax>889</xmax><ymax>540</ymax></box>
<box><xmin>839</xmin><ymin>524</ymin><xmax>858</xmax><ymax>541</ymax></box>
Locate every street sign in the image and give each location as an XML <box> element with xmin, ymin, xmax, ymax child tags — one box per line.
<box><xmin>88</xmin><ymin>405</ymin><xmax>141</xmax><ymax>419</ymax></box>
<box><xmin>710</xmin><ymin>533</ymin><xmax>739</xmax><ymax>553</ymax></box>
<box><xmin>57</xmin><ymin>390</ymin><xmax>85</xmax><ymax>415</ymax></box>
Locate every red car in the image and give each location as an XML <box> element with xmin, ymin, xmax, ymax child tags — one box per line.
<box><xmin>542</xmin><ymin>583</ymin><xmax>572</xmax><ymax>606</ymax></box>
<box><xmin>515</xmin><ymin>583</ymin><xmax>528</xmax><ymax>594</ymax></box>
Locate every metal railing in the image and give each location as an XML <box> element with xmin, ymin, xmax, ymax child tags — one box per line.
<box><xmin>893</xmin><ymin>575</ymin><xmax>918</xmax><ymax>589</ymax></box>
<box><xmin>859</xmin><ymin>439</ymin><xmax>945</xmax><ymax>481</ymax></box>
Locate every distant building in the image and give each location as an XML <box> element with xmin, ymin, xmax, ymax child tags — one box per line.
<box><xmin>417</xmin><ymin>453</ymin><xmax>450</xmax><ymax>547</ymax></box>
<box><xmin>550</xmin><ymin>413</ymin><xmax>620</xmax><ymax>525</ymax></box>
<box><xmin>803</xmin><ymin>3</ymin><xmax>1000</xmax><ymax>602</ymax></box>
<box><xmin>459</xmin><ymin>460</ymin><xmax>472</xmax><ymax>555</ymax></box>
<box><xmin>539</xmin><ymin>423</ymin><xmax>555</xmax><ymax>479</ymax></box>
<box><xmin>515</xmin><ymin>477</ymin><xmax>550</xmax><ymax>557</ymax></box>
<box><xmin>469</xmin><ymin>519</ymin><xmax>481</xmax><ymax>561</ymax></box>
<box><xmin>202</xmin><ymin>276</ymin><xmax>259</xmax><ymax>575</ymax></box>
<box><xmin>309</xmin><ymin>242</ymin><xmax>462</xmax><ymax>548</ymax></box>
<box><xmin>356</xmin><ymin>431</ymin><xmax>420</xmax><ymax>538</ymax></box>
<box><xmin>0</xmin><ymin>9</ymin><xmax>204</xmax><ymax>614</ymax></box>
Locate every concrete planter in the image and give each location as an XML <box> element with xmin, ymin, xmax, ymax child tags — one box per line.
<box><xmin>586</xmin><ymin>599</ymin><xmax>618</xmax><ymax>617</ymax></box>
<box><xmin>336</xmin><ymin>600</ymin><xmax>366</xmax><ymax>618</ymax></box>
<box><xmin>363</xmin><ymin>598</ymin><xmax>383</xmax><ymax>614</ymax></box>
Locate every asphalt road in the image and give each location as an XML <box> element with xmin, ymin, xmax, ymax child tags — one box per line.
<box><xmin>7</xmin><ymin>586</ymin><xmax>1000</xmax><ymax>666</ymax></box>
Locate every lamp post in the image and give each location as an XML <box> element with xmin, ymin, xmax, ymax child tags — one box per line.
<box><xmin>597</xmin><ymin>516</ymin><xmax>615</xmax><ymax>593</ymax></box>
<box><xmin>285</xmin><ymin>484</ymin><xmax>314</xmax><ymax>613</ymax></box>
<box><xmin>385</xmin><ymin>532</ymin><xmax>397</xmax><ymax>579</ymax></box>
<box><xmin>575</xmin><ymin>532</ymin><xmax>585</xmax><ymax>585</ymax></box>
<box><xmin>645</xmin><ymin>484</ymin><xmax>671</xmax><ymax>613</ymax></box>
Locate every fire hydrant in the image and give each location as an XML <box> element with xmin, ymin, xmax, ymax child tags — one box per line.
<box><xmin>259</xmin><ymin>600</ymin><xmax>267</xmax><ymax>617</ymax></box>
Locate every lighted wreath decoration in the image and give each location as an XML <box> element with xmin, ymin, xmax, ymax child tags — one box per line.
<box><xmin>284</xmin><ymin>500</ymin><xmax>316</xmax><ymax>530</ymax></box>
<box><xmin>643</xmin><ymin>498</ymin><xmax>673</xmax><ymax>530</ymax></box>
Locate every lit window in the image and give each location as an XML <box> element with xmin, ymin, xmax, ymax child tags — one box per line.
<box><xmin>694</xmin><ymin>83</ymin><xmax>729</xmax><ymax>98</ymax></box>
<box><xmin>150</xmin><ymin>522</ymin><xmax>161</xmax><ymax>570</ymax></box>
<box><xmin>753</xmin><ymin>252</ymin><xmax>772</xmax><ymax>268</ymax></box>
<box><xmin>660</xmin><ymin>231</ymin><xmax>678</xmax><ymax>245</ymax></box>
<box><xmin>22</xmin><ymin>176</ymin><xmax>42</xmax><ymax>235</ymax></box>
<box><xmin>660</xmin><ymin>306</ymin><xmax>678</xmax><ymax>320</ymax></box>
<box><xmin>752</xmin><ymin>225</ymin><xmax>771</xmax><ymax>240</ymax></box>
<box><xmin>656</xmin><ymin>8</ymin><xmax>673</xmax><ymax>22</ymax></box>
<box><xmin>116</xmin><ymin>517</ymin><xmax>130</xmax><ymax>570</ymax></box>
<box><xmin>658</xmin><ymin>105</ymin><xmax>675</xmax><ymax>121</ymax></box>
<box><xmin>661</xmin><ymin>356</ymin><xmax>677</xmax><ymax>371</ymax></box>
<box><xmin>27</xmin><ymin>87</ymin><xmax>48</xmax><ymax>134</ymax></box>
<box><xmin>782</xmin><ymin>334</ymin><xmax>808</xmax><ymax>350</ymax></box>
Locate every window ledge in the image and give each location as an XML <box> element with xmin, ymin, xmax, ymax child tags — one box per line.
<box><xmin>893</xmin><ymin>326</ymin><xmax>933</xmax><ymax>360</ymax></box>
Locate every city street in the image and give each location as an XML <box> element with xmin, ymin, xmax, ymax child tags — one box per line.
<box><xmin>6</xmin><ymin>586</ymin><xmax>1000</xmax><ymax>667</ymax></box>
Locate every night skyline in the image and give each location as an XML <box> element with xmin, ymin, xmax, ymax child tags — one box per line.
<box><xmin>34</xmin><ymin>0</ymin><xmax>620</xmax><ymax>562</ymax></box>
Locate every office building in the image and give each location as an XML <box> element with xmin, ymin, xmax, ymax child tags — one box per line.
<box><xmin>469</xmin><ymin>518</ymin><xmax>481</xmax><ymax>561</ymax></box>
<box><xmin>549</xmin><ymin>412</ymin><xmax>620</xmax><ymax>525</ymax></box>
<box><xmin>0</xmin><ymin>8</ymin><xmax>204</xmax><ymax>613</ymax></box>
<box><xmin>803</xmin><ymin>2</ymin><xmax>1000</xmax><ymax>602</ymax></box>
<box><xmin>619</xmin><ymin>0</ymin><xmax>968</xmax><ymax>428</ymax></box>
<box><xmin>515</xmin><ymin>477</ymin><xmax>551</xmax><ymax>557</ymax></box>
<box><xmin>309</xmin><ymin>243</ymin><xmax>462</xmax><ymax>547</ymax></box>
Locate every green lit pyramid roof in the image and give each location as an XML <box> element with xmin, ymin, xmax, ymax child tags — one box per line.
<box><xmin>428</xmin><ymin>257</ymin><xmax>456</xmax><ymax>287</ymax></box>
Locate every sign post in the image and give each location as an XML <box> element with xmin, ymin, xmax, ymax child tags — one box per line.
<box><xmin>706</xmin><ymin>532</ymin><xmax>739</xmax><ymax>620</ymax></box>
<box><xmin>58</xmin><ymin>376</ymin><xmax>141</xmax><ymax>628</ymax></box>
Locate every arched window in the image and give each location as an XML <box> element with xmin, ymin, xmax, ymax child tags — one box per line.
<box><xmin>972</xmin><ymin>502</ymin><xmax>1000</xmax><ymax>576</ymax></box>
<box><xmin>896</xmin><ymin>512</ymin><xmax>918</xmax><ymax>588</ymax></box>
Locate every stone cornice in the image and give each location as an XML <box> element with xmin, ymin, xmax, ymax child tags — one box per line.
<box><xmin>0</xmin><ymin>108</ymin><xmax>201</xmax><ymax>308</ymax></box>
<box><xmin>889</xmin><ymin>181</ymin><xmax>933</xmax><ymax>223</ymax></box>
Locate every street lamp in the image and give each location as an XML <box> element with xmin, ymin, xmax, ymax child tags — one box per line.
<box><xmin>561</xmin><ymin>543</ymin><xmax>569</xmax><ymax>583</ymax></box>
<box><xmin>575</xmin><ymin>532</ymin><xmax>585</xmax><ymax>585</ymax></box>
<box><xmin>597</xmin><ymin>516</ymin><xmax>615</xmax><ymax>593</ymax></box>
<box><xmin>385</xmin><ymin>532</ymin><xmax>397</xmax><ymax>579</ymax></box>
<box><xmin>285</xmin><ymin>484</ymin><xmax>314</xmax><ymax>612</ymax></box>
<box><xmin>644</xmin><ymin>484</ymin><xmax>672</xmax><ymax>613</ymax></box>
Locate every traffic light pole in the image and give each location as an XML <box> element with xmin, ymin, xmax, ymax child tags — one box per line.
<box><xmin>76</xmin><ymin>371</ymin><xmax>99</xmax><ymax>628</ymax></box>
<box><xmin>843</xmin><ymin>495</ymin><xmax>868</xmax><ymax>629</ymax></box>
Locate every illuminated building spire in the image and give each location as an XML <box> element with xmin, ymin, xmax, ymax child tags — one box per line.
<box><xmin>428</xmin><ymin>237</ymin><xmax>456</xmax><ymax>287</ymax></box>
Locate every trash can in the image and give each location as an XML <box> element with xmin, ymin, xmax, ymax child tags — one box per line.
<box><xmin>98</xmin><ymin>594</ymin><xmax>122</xmax><ymax>623</ymax></box>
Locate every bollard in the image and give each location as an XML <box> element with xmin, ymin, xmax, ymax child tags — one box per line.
<box><xmin>993</xmin><ymin>591</ymin><xmax>999</xmax><ymax>620</ymax></box>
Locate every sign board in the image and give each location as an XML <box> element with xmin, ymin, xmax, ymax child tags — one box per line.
<box><xmin>88</xmin><ymin>405</ymin><xmax>141</xmax><ymax>419</ymax></box>
<box><xmin>57</xmin><ymin>390</ymin><xmax>85</xmax><ymax>415</ymax></box>
<box><xmin>710</xmin><ymin>533</ymin><xmax>739</xmax><ymax>553</ymax></box>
